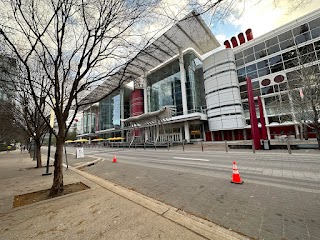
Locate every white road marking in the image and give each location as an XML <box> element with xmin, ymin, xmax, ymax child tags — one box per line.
<box><xmin>173</xmin><ymin>157</ymin><xmax>209</xmax><ymax>162</ymax></box>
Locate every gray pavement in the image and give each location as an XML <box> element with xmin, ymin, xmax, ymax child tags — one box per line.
<box><xmin>74</xmin><ymin>147</ymin><xmax>320</xmax><ymax>240</ymax></box>
<box><xmin>0</xmin><ymin>150</ymin><xmax>247</xmax><ymax>240</ymax></box>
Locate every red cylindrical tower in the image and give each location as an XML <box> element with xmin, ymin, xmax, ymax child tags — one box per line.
<box><xmin>230</xmin><ymin>36</ymin><xmax>238</xmax><ymax>48</ymax></box>
<box><xmin>238</xmin><ymin>32</ymin><xmax>245</xmax><ymax>45</ymax></box>
<box><xmin>130</xmin><ymin>89</ymin><xmax>144</xmax><ymax>117</ymax></box>
<box><xmin>224</xmin><ymin>40</ymin><xmax>231</xmax><ymax>49</ymax></box>
<box><xmin>245</xmin><ymin>29</ymin><xmax>253</xmax><ymax>41</ymax></box>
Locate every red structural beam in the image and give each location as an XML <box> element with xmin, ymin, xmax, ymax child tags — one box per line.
<box><xmin>246</xmin><ymin>77</ymin><xmax>261</xmax><ymax>150</ymax></box>
<box><xmin>258</xmin><ymin>96</ymin><xmax>268</xmax><ymax>140</ymax></box>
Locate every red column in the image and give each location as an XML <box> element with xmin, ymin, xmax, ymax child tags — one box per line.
<box><xmin>246</xmin><ymin>77</ymin><xmax>261</xmax><ymax>150</ymax></box>
<box><xmin>258</xmin><ymin>96</ymin><xmax>267</xmax><ymax>140</ymax></box>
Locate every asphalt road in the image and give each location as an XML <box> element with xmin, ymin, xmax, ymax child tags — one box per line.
<box><xmin>48</xmin><ymin>146</ymin><xmax>320</xmax><ymax>240</ymax></box>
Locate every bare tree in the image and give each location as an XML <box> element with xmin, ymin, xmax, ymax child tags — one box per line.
<box><xmin>286</xmin><ymin>49</ymin><xmax>320</xmax><ymax>149</ymax></box>
<box><xmin>1</xmin><ymin>51</ymin><xmax>50</xmax><ymax>166</ymax></box>
<box><xmin>0</xmin><ymin>0</ymin><xmax>160</xmax><ymax>195</ymax></box>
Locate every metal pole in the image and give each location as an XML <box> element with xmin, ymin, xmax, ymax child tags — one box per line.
<box><xmin>182</xmin><ymin>140</ymin><xmax>185</xmax><ymax>151</ymax></box>
<box><xmin>135</xmin><ymin>142</ymin><xmax>136</xmax><ymax>150</ymax></box>
<box><xmin>225</xmin><ymin>140</ymin><xmax>228</xmax><ymax>153</ymax></box>
<box><xmin>167</xmin><ymin>141</ymin><xmax>169</xmax><ymax>151</ymax></box>
<box><xmin>287</xmin><ymin>138</ymin><xmax>292</xmax><ymax>154</ymax></box>
<box><xmin>64</xmin><ymin>144</ymin><xmax>68</xmax><ymax>169</ymax></box>
<box><xmin>154</xmin><ymin>142</ymin><xmax>156</xmax><ymax>151</ymax></box>
<box><xmin>42</xmin><ymin>132</ymin><xmax>52</xmax><ymax>176</ymax></box>
<box><xmin>33</xmin><ymin>141</ymin><xmax>36</xmax><ymax>161</ymax></box>
<box><xmin>251</xmin><ymin>139</ymin><xmax>255</xmax><ymax>153</ymax></box>
<box><xmin>144</xmin><ymin>142</ymin><xmax>145</xmax><ymax>150</ymax></box>
<box><xmin>201</xmin><ymin>141</ymin><xmax>203</xmax><ymax>152</ymax></box>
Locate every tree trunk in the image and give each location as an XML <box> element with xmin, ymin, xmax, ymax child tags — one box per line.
<box><xmin>315</xmin><ymin>124</ymin><xmax>320</xmax><ymax>150</ymax></box>
<box><xmin>50</xmin><ymin>136</ymin><xmax>64</xmax><ymax>196</ymax></box>
<box><xmin>35</xmin><ymin>140</ymin><xmax>42</xmax><ymax>168</ymax></box>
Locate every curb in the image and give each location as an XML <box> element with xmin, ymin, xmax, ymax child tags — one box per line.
<box><xmin>65</xmin><ymin>163</ymin><xmax>249</xmax><ymax>240</ymax></box>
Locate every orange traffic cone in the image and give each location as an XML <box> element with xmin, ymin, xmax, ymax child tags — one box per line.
<box><xmin>112</xmin><ymin>155</ymin><xmax>117</xmax><ymax>163</ymax></box>
<box><xmin>231</xmin><ymin>161</ymin><xmax>243</xmax><ymax>184</ymax></box>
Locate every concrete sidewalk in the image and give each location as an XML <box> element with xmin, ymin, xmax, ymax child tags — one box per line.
<box><xmin>0</xmin><ymin>150</ymin><xmax>248</xmax><ymax>240</ymax></box>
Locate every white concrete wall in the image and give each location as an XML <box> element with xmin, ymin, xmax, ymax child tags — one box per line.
<box><xmin>203</xmin><ymin>49</ymin><xmax>245</xmax><ymax>131</ymax></box>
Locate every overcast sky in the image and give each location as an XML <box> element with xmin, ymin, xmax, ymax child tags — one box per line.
<box><xmin>210</xmin><ymin>0</ymin><xmax>319</xmax><ymax>45</ymax></box>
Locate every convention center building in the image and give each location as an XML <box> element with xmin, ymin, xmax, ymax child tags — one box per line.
<box><xmin>77</xmin><ymin>8</ymin><xmax>320</xmax><ymax>144</ymax></box>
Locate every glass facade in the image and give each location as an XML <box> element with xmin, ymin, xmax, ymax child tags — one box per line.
<box><xmin>147</xmin><ymin>59</ymin><xmax>182</xmax><ymax>114</ymax></box>
<box><xmin>99</xmin><ymin>91</ymin><xmax>121</xmax><ymax>130</ymax></box>
<box><xmin>236</xmin><ymin>16</ymin><xmax>320</xmax><ymax>104</ymax></box>
<box><xmin>236</xmin><ymin>16</ymin><xmax>320</xmax><ymax>87</ymax></box>
<box><xmin>83</xmin><ymin>110</ymin><xmax>96</xmax><ymax>134</ymax></box>
<box><xmin>147</xmin><ymin>51</ymin><xmax>205</xmax><ymax>115</ymax></box>
<box><xmin>184</xmin><ymin>52</ymin><xmax>206</xmax><ymax>114</ymax></box>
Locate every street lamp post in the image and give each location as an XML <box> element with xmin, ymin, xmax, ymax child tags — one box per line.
<box><xmin>43</xmin><ymin>108</ymin><xmax>54</xmax><ymax>176</ymax></box>
<box><xmin>33</xmin><ymin>132</ymin><xmax>36</xmax><ymax>161</ymax></box>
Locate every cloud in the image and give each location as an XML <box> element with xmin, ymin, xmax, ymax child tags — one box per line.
<box><xmin>225</xmin><ymin>0</ymin><xmax>319</xmax><ymax>38</ymax></box>
<box><xmin>215</xmin><ymin>34</ymin><xmax>228</xmax><ymax>45</ymax></box>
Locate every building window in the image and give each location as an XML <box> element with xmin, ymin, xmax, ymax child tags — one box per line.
<box><xmin>244</xmin><ymin>53</ymin><xmax>255</xmax><ymax>64</ymax></box>
<box><xmin>280</xmin><ymin>39</ymin><xmax>295</xmax><ymax>50</ymax></box>
<box><xmin>284</xmin><ymin>58</ymin><xmax>298</xmax><ymax>69</ymax></box>
<box><xmin>255</xmin><ymin>49</ymin><xmax>267</xmax><ymax>59</ymax></box>
<box><xmin>311</xmin><ymin>27</ymin><xmax>320</xmax><ymax>39</ymax></box>
<box><xmin>257</xmin><ymin>60</ymin><xmax>269</xmax><ymax>69</ymax></box>
<box><xmin>236</xmin><ymin>58</ymin><xmax>244</xmax><ymax>67</ymax></box>
<box><xmin>246</xmin><ymin>63</ymin><xmax>257</xmax><ymax>73</ymax></box>
<box><xmin>278</xmin><ymin>30</ymin><xmax>293</xmax><ymax>42</ymax></box>
<box><xmin>298</xmin><ymin>43</ymin><xmax>314</xmax><ymax>55</ymax></box>
<box><xmin>309</xmin><ymin>17</ymin><xmax>320</xmax><ymax>30</ymax></box>
<box><xmin>295</xmin><ymin>31</ymin><xmax>311</xmax><ymax>45</ymax></box>
<box><xmin>267</xmin><ymin>44</ymin><xmax>280</xmax><ymax>55</ymax></box>
<box><xmin>247</xmin><ymin>71</ymin><xmax>258</xmax><ymax>79</ymax></box>
<box><xmin>293</xmin><ymin>23</ymin><xmax>309</xmax><ymax>36</ymax></box>
<box><xmin>269</xmin><ymin>55</ymin><xmax>282</xmax><ymax>65</ymax></box>
<box><xmin>282</xmin><ymin>50</ymin><xmax>297</xmax><ymax>61</ymax></box>
<box><xmin>235</xmin><ymin>52</ymin><xmax>243</xmax><ymax>60</ymax></box>
<box><xmin>315</xmin><ymin>40</ymin><xmax>320</xmax><ymax>51</ymax></box>
<box><xmin>244</xmin><ymin>47</ymin><xmax>254</xmax><ymax>56</ymax></box>
<box><xmin>270</xmin><ymin>63</ymin><xmax>284</xmax><ymax>73</ymax></box>
<box><xmin>265</xmin><ymin>36</ymin><xmax>279</xmax><ymax>48</ymax></box>
<box><xmin>258</xmin><ymin>68</ymin><xmax>270</xmax><ymax>77</ymax></box>
<box><xmin>147</xmin><ymin>59</ymin><xmax>182</xmax><ymax>115</ymax></box>
<box><xmin>261</xmin><ymin>86</ymin><xmax>274</xmax><ymax>95</ymax></box>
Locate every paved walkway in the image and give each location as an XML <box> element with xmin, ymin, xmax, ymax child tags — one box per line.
<box><xmin>0</xmin><ymin>150</ymin><xmax>248</xmax><ymax>240</ymax></box>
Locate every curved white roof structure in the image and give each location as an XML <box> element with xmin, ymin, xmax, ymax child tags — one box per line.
<box><xmin>122</xmin><ymin>106</ymin><xmax>176</xmax><ymax>127</ymax></box>
<box><xmin>79</xmin><ymin>11</ymin><xmax>220</xmax><ymax>106</ymax></box>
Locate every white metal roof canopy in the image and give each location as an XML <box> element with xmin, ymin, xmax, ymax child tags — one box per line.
<box><xmin>78</xmin><ymin>11</ymin><xmax>220</xmax><ymax>106</ymax></box>
<box><xmin>122</xmin><ymin>106</ymin><xmax>176</xmax><ymax>128</ymax></box>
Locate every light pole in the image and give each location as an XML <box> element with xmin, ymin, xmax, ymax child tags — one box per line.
<box><xmin>33</xmin><ymin>132</ymin><xmax>36</xmax><ymax>161</ymax></box>
<box><xmin>43</xmin><ymin>108</ymin><xmax>54</xmax><ymax>176</ymax></box>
